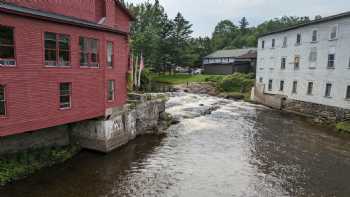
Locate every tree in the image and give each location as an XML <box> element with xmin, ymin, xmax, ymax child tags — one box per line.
<box><xmin>171</xmin><ymin>12</ymin><xmax>193</xmax><ymax>69</ymax></box>
<box><xmin>239</xmin><ymin>17</ymin><xmax>249</xmax><ymax>32</ymax></box>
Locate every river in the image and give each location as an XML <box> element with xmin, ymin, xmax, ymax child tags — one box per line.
<box><xmin>1</xmin><ymin>93</ymin><xmax>350</xmax><ymax>197</ymax></box>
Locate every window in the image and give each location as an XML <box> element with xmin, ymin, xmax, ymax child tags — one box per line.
<box><xmin>309</xmin><ymin>47</ymin><xmax>317</xmax><ymax>63</ymax></box>
<box><xmin>59</xmin><ymin>83</ymin><xmax>71</xmax><ymax>109</ymax></box>
<box><xmin>0</xmin><ymin>26</ymin><xmax>16</xmax><ymax>66</ymax></box>
<box><xmin>280</xmin><ymin>80</ymin><xmax>284</xmax><ymax>92</ymax></box>
<box><xmin>282</xmin><ymin>36</ymin><xmax>287</xmax><ymax>47</ymax></box>
<box><xmin>281</xmin><ymin>57</ymin><xmax>286</xmax><ymax>69</ymax></box>
<box><xmin>325</xmin><ymin>83</ymin><xmax>332</xmax><ymax>97</ymax></box>
<box><xmin>79</xmin><ymin>37</ymin><xmax>99</xmax><ymax>67</ymax></box>
<box><xmin>107</xmin><ymin>41</ymin><xmax>113</xmax><ymax>68</ymax></box>
<box><xmin>45</xmin><ymin>32</ymin><xmax>70</xmax><ymax>67</ymax></box>
<box><xmin>346</xmin><ymin>86</ymin><xmax>350</xmax><ymax>99</ymax></box>
<box><xmin>0</xmin><ymin>85</ymin><xmax>6</xmax><ymax>116</ymax></box>
<box><xmin>296</xmin><ymin>33</ymin><xmax>302</xmax><ymax>45</ymax></box>
<box><xmin>268</xmin><ymin>79</ymin><xmax>273</xmax><ymax>91</ymax></box>
<box><xmin>272</xmin><ymin>39</ymin><xmax>275</xmax><ymax>48</ymax></box>
<box><xmin>259</xmin><ymin>77</ymin><xmax>263</xmax><ymax>83</ymax></box>
<box><xmin>107</xmin><ymin>80</ymin><xmax>115</xmax><ymax>101</ymax></box>
<box><xmin>312</xmin><ymin>30</ymin><xmax>318</xmax><ymax>42</ymax></box>
<box><xmin>307</xmin><ymin>82</ymin><xmax>313</xmax><ymax>95</ymax></box>
<box><xmin>328</xmin><ymin>54</ymin><xmax>335</xmax><ymax>69</ymax></box>
<box><xmin>292</xmin><ymin>81</ymin><xmax>298</xmax><ymax>94</ymax></box>
<box><xmin>262</xmin><ymin>40</ymin><xmax>265</xmax><ymax>49</ymax></box>
<box><xmin>294</xmin><ymin>56</ymin><xmax>300</xmax><ymax>70</ymax></box>
<box><xmin>330</xmin><ymin>25</ymin><xmax>338</xmax><ymax>40</ymax></box>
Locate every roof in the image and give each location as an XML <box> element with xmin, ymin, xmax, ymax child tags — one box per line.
<box><xmin>114</xmin><ymin>0</ymin><xmax>135</xmax><ymax>21</ymax></box>
<box><xmin>260</xmin><ymin>11</ymin><xmax>350</xmax><ymax>37</ymax></box>
<box><xmin>204</xmin><ymin>48</ymin><xmax>257</xmax><ymax>59</ymax></box>
<box><xmin>0</xmin><ymin>1</ymin><xmax>130</xmax><ymax>35</ymax></box>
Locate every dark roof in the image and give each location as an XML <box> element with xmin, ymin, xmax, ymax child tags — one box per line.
<box><xmin>0</xmin><ymin>2</ymin><xmax>130</xmax><ymax>35</ymax></box>
<box><xmin>260</xmin><ymin>11</ymin><xmax>350</xmax><ymax>37</ymax></box>
<box><xmin>204</xmin><ymin>48</ymin><xmax>257</xmax><ymax>59</ymax></box>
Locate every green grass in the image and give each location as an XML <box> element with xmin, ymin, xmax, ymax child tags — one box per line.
<box><xmin>336</xmin><ymin>121</ymin><xmax>350</xmax><ymax>133</ymax></box>
<box><xmin>150</xmin><ymin>74</ymin><xmax>218</xmax><ymax>85</ymax></box>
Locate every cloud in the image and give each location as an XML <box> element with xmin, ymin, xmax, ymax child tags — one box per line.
<box><xmin>126</xmin><ymin>0</ymin><xmax>350</xmax><ymax>37</ymax></box>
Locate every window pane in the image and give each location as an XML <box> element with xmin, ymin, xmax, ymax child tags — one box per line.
<box><xmin>79</xmin><ymin>37</ymin><xmax>88</xmax><ymax>52</ymax></box>
<box><xmin>107</xmin><ymin>42</ymin><xmax>113</xmax><ymax>66</ymax></box>
<box><xmin>0</xmin><ymin>46</ymin><xmax>15</xmax><ymax>59</ymax></box>
<box><xmin>325</xmin><ymin>84</ymin><xmax>332</xmax><ymax>97</ymax></box>
<box><xmin>0</xmin><ymin>101</ymin><xmax>5</xmax><ymax>115</ymax></box>
<box><xmin>59</xmin><ymin>50</ymin><xmax>70</xmax><ymax>65</ymax></box>
<box><xmin>45</xmin><ymin>32</ymin><xmax>57</xmax><ymax>49</ymax></box>
<box><xmin>45</xmin><ymin>49</ymin><xmax>57</xmax><ymax>63</ymax></box>
<box><xmin>0</xmin><ymin>85</ymin><xmax>4</xmax><ymax>101</ymax></box>
<box><xmin>90</xmin><ymin>39</ymin><xmax>98</xmax><ymax>53</ymax></box>
<box><xmin>59</xmin><ymin>35</ymin><xmax>70</xmax><ymax>51</ymax></box>
<box><xmin>0</xmin><ymin>26</ymin><xmax>14</xmax><ymax>45</ymax></box>
<box><xmin>80</xmin><ymin>53</ymin><xmax>89</xmax><ymax>65</ymax></box>
<box><xmin>91</xmin><ymin>53</ymin><xmax>98</xmax><ymax>63</ymax></box>
<box><xmin>108</xmin><ymin>80</ymin><xmax>115</xmax><ymax>100</ymax></box>
<box><xmin>347</xmin><ymin>86</ymin><xmax>350</xmax><ymax>98</ymax></box>
<box><xmin>60</xmin><ymin>83</ymin><xmax>71</xmax><ymax>108</ymax></box>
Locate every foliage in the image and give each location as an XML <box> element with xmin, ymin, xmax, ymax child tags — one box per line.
<box><xmin>151</xmin><ymin>74</ymin><xmax>215</xmax><ymax>85</ymax></box>
<box><xmin>0</xmin><ymin>145</ymin><xmax>81</xmax><ymax>186</ymax></box>
<box><xmin>336</xmin><ymin>121</ymin><xmax>350</xmax><ymax>133</ymax></box>
<box><xmin>217</xmin><ymin>73</ymin><xmax>255</xmax><ymax>92</ymax></box>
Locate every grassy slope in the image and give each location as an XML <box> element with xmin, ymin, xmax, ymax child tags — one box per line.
<box><xmin>150</xmin><ymin>74</ymin><xmax>215</xmax><ymax>85</ymax></box>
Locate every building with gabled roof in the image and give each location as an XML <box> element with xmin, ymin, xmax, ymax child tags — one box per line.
<box><xmin>202</xmin><ymin>48</ymin><xmax>257</xmax><ymax>75</ymax></box>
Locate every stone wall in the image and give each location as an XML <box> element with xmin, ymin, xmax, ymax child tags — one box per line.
<box><xmin>284</xmin><ymin>99</ymin><xmax>350</xmax><ymax>123</ymax></box>
<box><xmin>0</xmin><ymin>125</ymin><xmax>70</xmax><ymax>155</ymax></box>
<box><xmin>252</xmin><ymin>85</ymin><xmax>350</xmax><ymax>123</ymax></box>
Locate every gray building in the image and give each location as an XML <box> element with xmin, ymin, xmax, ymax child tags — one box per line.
<box><xmin>202</xmin><ymin>48</ymin><xmax>257</xmax><ymax>75</ymax></box>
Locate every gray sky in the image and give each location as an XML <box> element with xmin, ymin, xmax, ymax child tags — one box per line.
<box><xmin>126</xmin><ymin>0</ymin><xmax>350</xmax><ymax>37</ymax></box>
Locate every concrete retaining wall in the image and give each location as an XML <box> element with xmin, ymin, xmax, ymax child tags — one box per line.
<box><xmin>252</xmin><ymin>84</ymin><xmax>284</xmax><ymax>109</ymax></box>
<box><xmin>0</xmin><ymin>125</ymin><xmax>70</xmax><ymax>155</ymax></box>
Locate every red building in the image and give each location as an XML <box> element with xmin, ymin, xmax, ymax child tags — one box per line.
<box><xmin>0</xmin><ymin>0</ymin><xmax>133</xmax><ymax>137</ymax></box>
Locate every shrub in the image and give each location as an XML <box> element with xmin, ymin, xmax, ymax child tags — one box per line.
<box><xmin>218</xmin><ymin>73</ymin><xmax>255</xmax><ymax>93</ymax></box>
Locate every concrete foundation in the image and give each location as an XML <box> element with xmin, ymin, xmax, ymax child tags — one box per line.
<box><xmin>0</xmin><ymin>125</ymin><xmax>70</xmax><ymax>155</ymax></box>
<box><xmin>71</xmin><ymin>94</ymin><xmax>168</xmax><ymax>153</ymax></box>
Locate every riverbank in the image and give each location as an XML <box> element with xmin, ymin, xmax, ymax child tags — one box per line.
<box><xmin>0</xmin><ymin>145</ymin><xmax>81</xmax><ymax>186</ymax></box>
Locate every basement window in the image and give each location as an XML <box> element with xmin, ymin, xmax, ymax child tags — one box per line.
<box><xmin>59</xmin><ymin>82</ymin><xmax>72</xmax><ymax>109</ymax></box>
<box><xmin>346</xmin><ymin>86</ymin><xmax>350</xmax><ymax>99</ymax></box>
<box><xmin>280</xmin><ymin>80</ymin><xmax>284</xmax><ymax>92</ymax></box>
<box><xmin>325</xmin><ymin>83</ymin><xmax>332</xmax><ymax>98</ymax></box>
<box><xmin>107</xmin><ymin>80</ymin><xmax>115</xmax><ymax>101</ymax></box>
<box><xmin>45</xmin><ymin>32</ymin><xmax>70</xmax><ymax>67</ymax></box>
<box><xmin>292</xmin><ymin>81</ymin><xmax>298</xmax><ymax>94</ymax></box>
<box><xmin>0</xmin><ymin>85</ymin><xmax>6</xmax><ymax>116</ymax></box>
<box><xmin>307</xmin><ymin>82</ymin><xmax>314</xmax><ymax>95</ymax></box>
<box><xmin>80</xmin><ymin>37</ymin><xmax>99</xmax><ymax>67</ymax></box>
<box><xmin>268</xmin><ymin>79</ymin><xmax>273</xmax><ymax>91</ymax></box>
<box><xmin>0</xmin><ymin>26</ymin><xmax>16</xmax><ymax>67</ymax></box>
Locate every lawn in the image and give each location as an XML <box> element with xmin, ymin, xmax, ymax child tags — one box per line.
<box><xmin>150</xmin><ymin>74</ymin><xmax>215</xmax><ymax>85</ymax></box>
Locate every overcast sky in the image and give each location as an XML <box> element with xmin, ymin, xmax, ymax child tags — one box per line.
<box><xmin>126</xmin><ymin>0</ymin><xmax>350</xmax><ymax>37</ymax></box>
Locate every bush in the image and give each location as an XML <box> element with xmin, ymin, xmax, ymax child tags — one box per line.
<box><xmin>218</xmin><ymin>73</ymin><xmax>255</xmax><ymax>93</ymax></box>
<box><xmin>204</xmin><ymin>75</ymin><xmax>224</xmax><ymax>83</ymax></box>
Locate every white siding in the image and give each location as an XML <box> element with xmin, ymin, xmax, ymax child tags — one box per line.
<box><xmin>256</xmin><ymin>17</ymin><xmax>350</xmax><ymax>109</ymax></box>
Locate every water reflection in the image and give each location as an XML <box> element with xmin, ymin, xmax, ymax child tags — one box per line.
<box><xmin>1</xmin><ymin>93</ymin><xmax>350</xmax><ymax>197</ymax></box>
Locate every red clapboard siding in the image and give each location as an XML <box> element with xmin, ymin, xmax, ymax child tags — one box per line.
<box><xmin>0</xmin><ymin>1</ymin><xmax>131</xmax><ymax>137</ymax></box>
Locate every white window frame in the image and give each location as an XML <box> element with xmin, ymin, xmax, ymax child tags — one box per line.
<box><xmin>292</xmin><ymin>81</ymin><xmax>298</xmax><ymax>94</ymax></box>
<box><xmin>282</xmin><ymin>36</ymin><xmax>288</xmax><ymax>48</ymax></box>
<box><xmin>296</xmin><ymin>33</ymin><xmax>302</xmax><ymax>45</ymax></box>
<box><xmin>59</xmin><ymin>82</ymin><xmax>72</xmax><ymax>109</ymax></box>
<box><xmin>329</xmin><ymin>24</ymin><xmax>339</xmax><ymax>40</ymax></box>
<box><xmin>0</xmin><ymin>85</ymin><xmax>6</xmax><ymax>116</ymax></box>
<box><xmin>325</xmin><ymin>83</ymin><xmax>332</xmax><ymax>98</ymax></box>
<box><xmin>307</xmin><ymin>81</ymin><xmax>314</xmax><ymax>95</ymax></box>
<box><xmin>108</xmin><ymin>80</ymin><xmax>115</xmax><ymax>101</ymax></box>
<box><xmin>311</xmin><ymin>29</ymin><xmax>318</xmax><ymax>42</ymax></box>
<box><xmin>268</xmin><ymin>79</ymin><xmax>273</xmax><ymax>91</ymax></box>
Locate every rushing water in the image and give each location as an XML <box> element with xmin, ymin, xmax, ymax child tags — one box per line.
<box><xmin>2</xmin><ymin>93</ymin><xmax>350</xmax><ymax>197</ymax></box>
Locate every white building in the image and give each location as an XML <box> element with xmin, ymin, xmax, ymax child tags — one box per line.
<box><xmin>256</xmin><ymin>12</ymin><xmax>350</xmax><ymax>110</ymax></box>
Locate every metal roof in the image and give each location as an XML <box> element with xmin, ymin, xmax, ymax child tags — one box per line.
<box><xmin>204</xmin><ymin>48</ymin><xmax>257</xmax><ymax>59</ymax></box>
<box><xmin>0</xmin><ymin>2</ymin><xmax>129</xmax><ymax>35</ymax></box>
<box><xmin>260</xmin><ymin>11</ymin><xmax>350</xmax><ymax>37</ymax></box>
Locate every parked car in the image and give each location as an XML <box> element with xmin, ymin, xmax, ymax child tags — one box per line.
<box><xmin>192</xmin><ymin>68</ymin><xmax>203</xmax><ymax>75</ymax></box>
